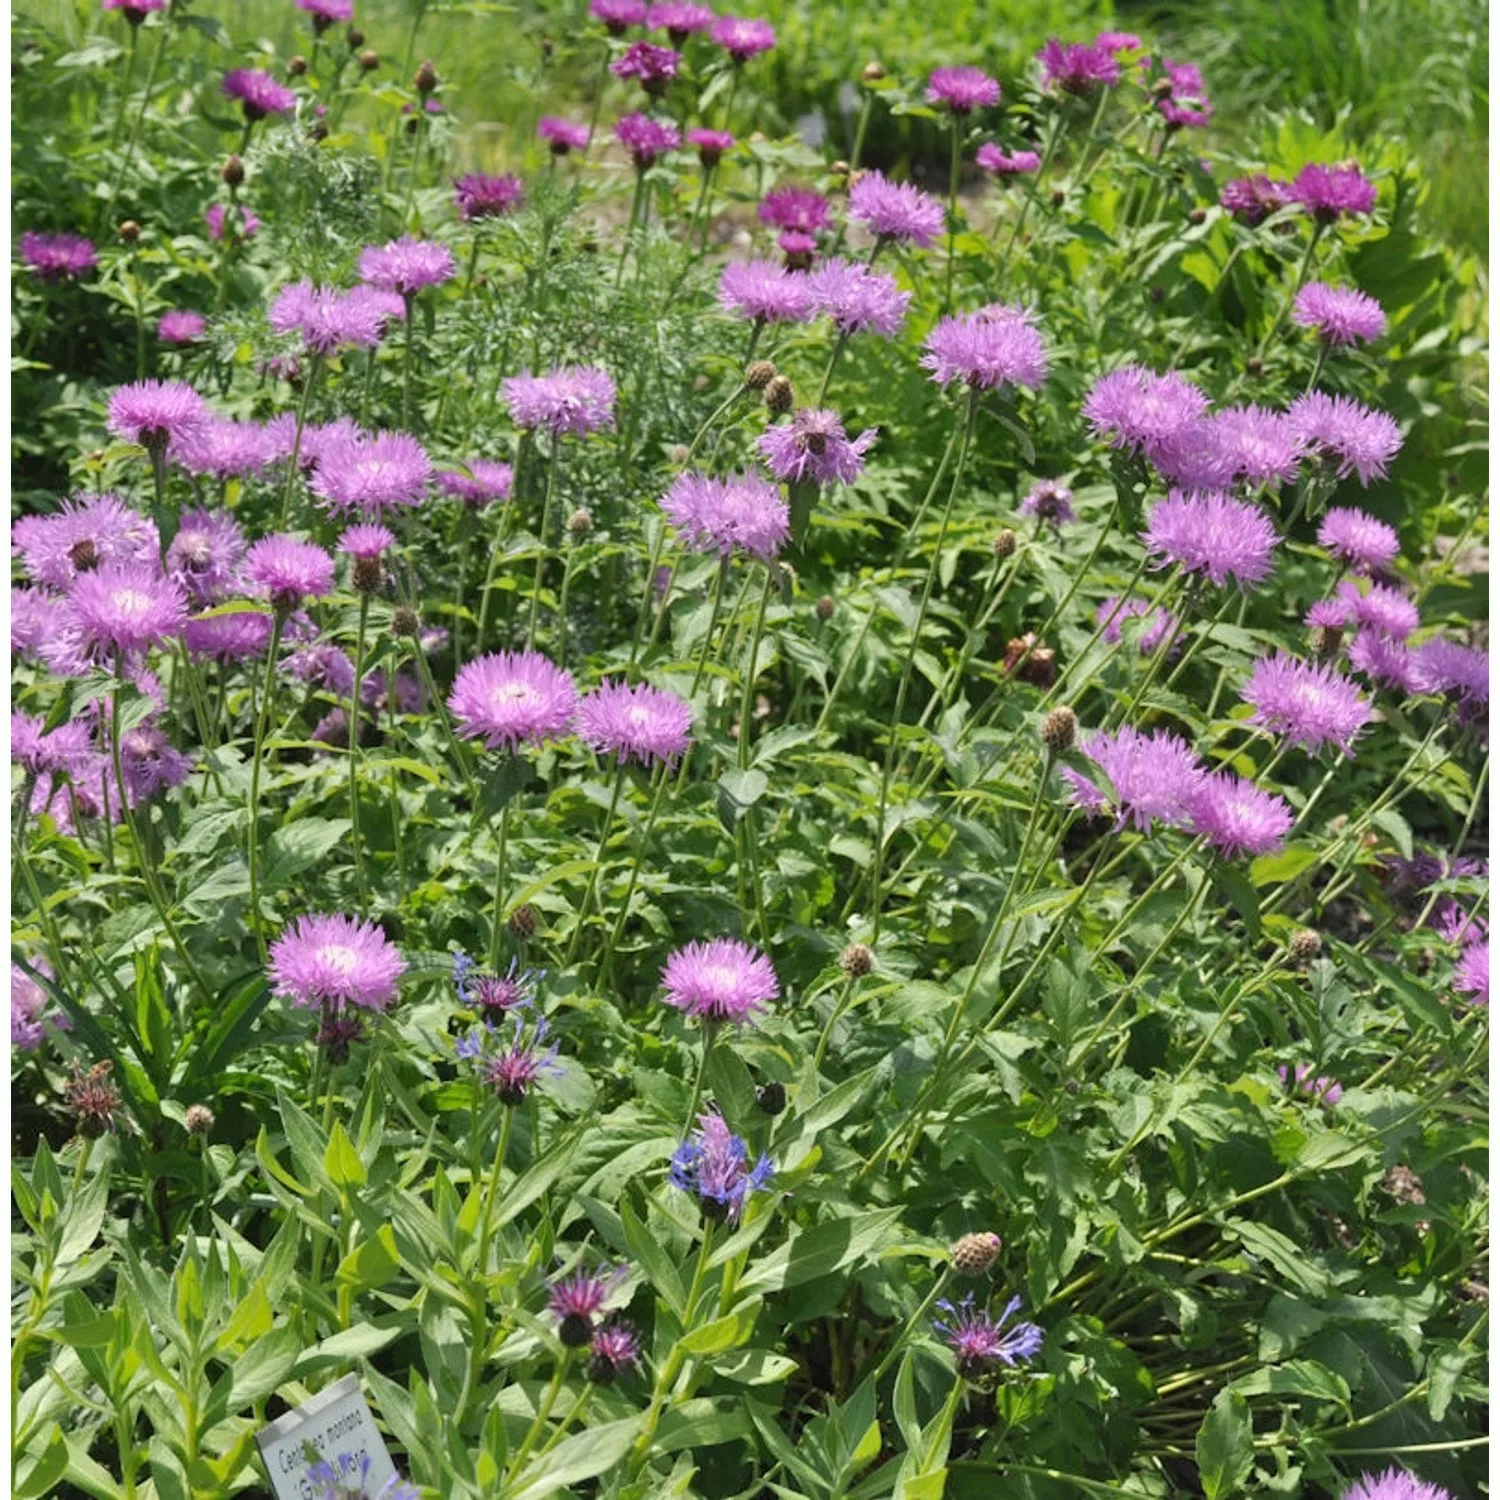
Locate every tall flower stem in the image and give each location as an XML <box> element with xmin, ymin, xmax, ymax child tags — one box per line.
<box><xmin>525</xmin><ymin>437</ymin><xmax>562</xmax><ymax>651</ymax></box>
<box><xmin>943</xmin><ymin>119</ymin><xmax>962</xmax><ymax>313</ymax></box>
<box><xmin>600</xmin><ymin>762</ymin><xmax>672</xmax><ymax>978</ymax></box>
<box><xmin>995</xmin><ymin>116</ymin><xmax>1060</xmax><ymax>279</ymax></box>
<box><xmin>487</xmin><ymin>798</ymin><xmax>516</xmax><ymax>971</ymax></box>
<box><xmin>104</xmin><ymin>17</ymin><xmax>170</xmax><ymax>226</ymax></box>
<box><xmin>278</xmin><ymin>356</ymin><xmax>323</xmax><ymax>526</ymax></box>
<box><xmin>815</xmin><ymin>330</ymin><xmax>851</xmax><ymax>407</ymax></box>
<box><xmin>475</xmin><ymin>498</ymin><xmax>519</xmax><ymax>653</ymax></box>
<box><xmin>504</xmin><ymin>1351</ymin><xmax>575</xmax><ymax>1483</ymax></box>
<box><xmin>564</xmin><ymin>760</ymin><xmax>627</xmax><ymax>967</ymax></box>
<box><xmin>615</xmin><ymin>172</ymin><xmax>646</xmax><ymax>288</ymax></box>
<box><xmin>682</xmin><ymin>1021</ymin><xmax>718</xmax><ymax>1140</ymax></box>
<box><xmin>400</xmin><ymin>292</ymin><xmax>417</xmax><ymax>430</ymax></box>
<box><xmin>736</xmin><ymin>567</ymin><xmax>776</xmax><ymax>771</ymax></box>
<box><xmin>460</xmin><ymin>1102</ymin><xmax>515</xmax><ymax>1423</ymax></box>
<box><xmin>869</xmin><ymin>391</ymin><xmax>978</xmax><ymax>938</ymax></box>
<box><xmin>584</xmin><ymin>42</ymin><xmax>611</xmax><ymax>154</ymax></box>
<box><xmin>626</xmin><ymin>522</ymin><xmax>671</xmax><ymax>672</ymax></box>
<box><xmin>1256</xmin><ymin>221</ymin><xmax>1324</xmax><ymax>357</ymax></box>
<box><xmin>246</xmin><ymin>614</ymin><xmax>287</xmax><ymax>962</ymax></box>
<box><xmin>348</xmin><ymin>594</ymin><xmax>371</xmax><ymax>912</ymax></box>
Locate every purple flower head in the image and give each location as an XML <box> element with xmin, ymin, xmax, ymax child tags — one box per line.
<box><xmin>244</xmin><ymin>534</ymin><xmax>335</xmax><ymax>611</ymax></box>
<box><xmin>538</xmin><ymin>116</ymin><xmax>590</xmax><ymax>154</ymax></box>
<box><xmin>1341</xmin><ymin>1471</ymin><xmax>1455</xmax><ymax>1500</ymax></box>
<box><xmin>12</xmin><ymin>960</ymin><xmax>64</xmax><ymax>1053</ymax></box>
<box><xmin>1288</xmin><ymin>392</ymin><xmax>1402</xmax><ymax>486</ymax></box>
<box><xmin>269</xmin><ymin>913</ymin><xmax>406</xmax><ymax>1012</ymax></box>
<box><xmin>1317</xmin><ymin>506</ymin><xmax>1399</xmax><ymax>574</ymax></box>
<box><xmin>1095</xmin><ymin>30</ymin><xmax>1143</xmax><ymax>52</ymax></box>
<box><xmin>590</xmin><ymin>0</ymin><xmax>648</xmax><ymax>30</ymax></box>
<box><xmin>578</xmin><ymin>680</ymin><xmax>693</xmax><ymax>767</ymax></box>
<box><xmin>453</xmin><ymin>952</ymin><xmax>538</xmax><ymax>1016</ymax></box>
<box><xmin>269</xmin><ymin>281</ymin><xmax>399</xmax><ymax>355</ymax></box>
<box><xmin>1155</xmin><ymin>56</ymin><xmax>1213</xmax><ymax>128</ymax></box>
<box><xmin>1347</xmin><ymin>628</ymin><xmax>1417</xmax><ymax>694</ymax></box>
<box><xmin>167</xmin><ymin>508</ymin><xmax>246</xmax><ymax>605</ymax></box>
<box><xmin>686</xmin><ymin>127</ymin><xmax>735</xmax><ymax>166</ymax></box>
<box><xmin>587</xmin><ymin>1320</ymin><xmax>643</xmax><ymax>1383</ymax></box>
<box><xmin>222</xmin><ymin>68</ymin><xmax>298</xmax><ymax>121</ymax></box>
<box><xmin>107</xmin><ymin>379</ymin><xmax>207</xmax><ymax>452</ymax></box>
<box><xmin>1411</xmin><ymin>638</ymin><xmax>1488</xmax><ymax>708</ymax></box>
<box><xmin>102</xmin><ymin>0</ymin><xmax>168</xmax><ymax>17</ymax></box>
<box><xmin>310</xmin><ymin>429</ymin><xmax>432</xmax><ymax>516</ymax></box>
<box><xmin>614</xmin><ymin>111</ymin><xmax>680</xmax><ymax>167</ymax></box>
<box><xmin>1241</xmin><ymin>653</ymin><xmax>1372</xmax><ymax>757</ymax></box>
<box><xmin>116</xmin><ymin>722</ymin><xmax>193</xmax><ymax>807</ymax></box>
<box><xmin>504</xmin><ymin>366</ymin><xmax>617</xmax><ymax>436</ymax></box>
<box><xmin>1146</xmin><ymin>419</ymin><xmax>1237</xmax><ymax>492</ymax></box>
<box><xmin>921</xmin><ymin>304</ymin><xmax>1049</xmax><ymax>391</ymax></box>
<box><xmin>12</xmin><ymin>586</ymin><xmax>75</xmax><ymax>660</ymax></box>
<box><xmin>1094</xmin><ymin>595</ymin><xmax>1179</xmax><ymax>655</ymax></box>
<box><xmin>1219</xmin><ymin>174</ymin><xmax>1293</xmax><ymax>226</ymax></box>
<box><xmin>11</xmin><ymin>714</ymin><xmax>95</xmax><ymax>778</ymax></box>
<box><xmin>68</xmin><ymin>565</ymin><xmax>187</xmax><ymax>657</ymax></box>
<box><xmin>660</xmin><ymin>936</ymin><xmax>779</xmax><ymax>1024</ymax></box>
<box><xmin>1210</xmin><ymin>405</ymin><xmax>1305</xmax><ymax>490</ymax></box>
<box><xmin>1037</xmin><ymin>38</ymin><xmax>1121</xmax><ymax>94</ymax></box>
<box><xmin>805</xmin><ymin>257</ymin><xmax>910</xmax><ymax>337</ymax></box>
<box><xmin>1293</xmin><ymin>162</ymin><xmax>1378</xmax><ymax>222</ymax></box>
<box><xmin>711</xmin><ymin>15</ymin><xmax>775</xmax><ymax>60</ymax></box>
<box><xmin>1452</xmin><ymin>942</ymin><xmax>1489</xmax><ymax>1007</ymax></box>
<box><xmin>660</xmin><ymin>471</ymin><xmax>790</xmax><ymax>559</ymax></box>
<box><xmin>778</xmin><ymin>229</ymin><xmax>816</xmax><ymax>263</ymax></box>
<box><xmin>927</xmin><ymin>66</ymin><xmax>1002</xmax><ymax>114</ymax></box>
<box><xmin>476</xmin><ymin>1015</ymin><xmax>562</xmax><ymax>1105</ymax></box>
<box><xmin>549</xmin><ymin>1264</ymin><xmax>626</xmax><ymax>1345</ymax></box>
<box><xmin>338</xmin><ymin>522</ymin><xmax>396</xmax><ymax>561</ymax></box>
<box><xmin>297</xmin><ymin>0</ymin><xmax>354</xmax><ymax>19</ymax></box>
<box><xmin>758</xmin><ymin>408</ymin><xmax>877</xmax><ymax>487</ymax></box>
<box><xmin>1335</xmin><ymin>579</ymin><xmax>1419</xmax><ymax>641</ymax></box>
<box><xmin>847</xmin><ymin>170</ymin><xmax>945</xmax><ymax>247</ymax></box>
<box><xmin>1019</xmin><ymin>480</ymin><xmax>1075</xmax><ymax>529</ymax></box>
<box><xmin>1064</xmin><ymin>725</ymin><xmax>1204</xmax><ymax>832</ymax></box>
<box><xmin>284</xmin><ymin>641</ymin><xmax>357</xmax><ymax>698</ymax></box>
<box><xmin>1143</xmin><ymin>489</ymin><xmax>1279</xmax><ymax>587</ymax></box>
<box><xmin>435</xmin><ymin>459</ymin><xmax>514</xmax><ymax>506</ymax></box>
<box><xmin>13</xmin><ymin>492</ymin><xmax>158</xmax><ymax>590</ymax></box>
<box><xmin>976</xmin><ymin>143</ymin><xmax>1041</xmax><ymax>177</ymax></box>
<box><xmin>157</xmin><ymin>309</ymin><xmax>207</xmax><ymax>345</ymax></box>
<box><xmin>169</xmin><ymin>416</ymin><xmax>276</xmax><ymax>481</ymax></box>
<box><xmin>453</xmin><ymin>172</ymin><xmax>523</xmax><ymax>221</ymax></box>
<box><xmin>1278</xmin><ymin>1063</ymin><xmax>1343</xmax><ymax>1107</ymax></box>
<box><xmin>184</xmin><ymin>608</ymin><xmax>274</xmax><ymax>662</ymax></box>
<box><xmin>448</xmin><ymin>650</ymin><xmax>576</xmax><ymax>752</ymax></box>
<box><xmin>1293</xmin><ymin>282</ymin><xmax>1387</xmax><ymax>347</ymax></box>
<box><xmin>758</xmin><ymin>185</ymin><xmax>831</xmax><ymax>235</ymax></box>
<box><xmin>670</xmin><ymin>1110</ymin><xmax>775</xmax><ymax>1222</ymax></box>
<box><xmin>610</xmin><ymin>40</ymin><xmax>680</xmax><ymax>93</ymax></box>
<box><xmin>1186</xmin><ymin>771</ymin><xmax>1293</xmax><ymax>858</ymax></box>
<box><xmin>934</xmin><ymin>1293</ymin><xmax>1044</xmax><ymax>1374</ymax></box>
<box><xmin>19</xmin><ymin>231</ymin><xmax>98</xmax><ymax>281</ymax></box>
<box><xmin>717</xmin><ymin>259</ymin><xmax>814</xmax><ymax>324</ymax></box>
<box><xmin>205</xmin><ymin>203</ymin><xmax>260</xmax><ymax>241</ymax></box>
<box><xmin>1082</xmin><ymin>364</ymin><xmax>1206</xmax><ymax>456</ymax></box>
<box><xmin>357</xmin><ymin>236</ymin><xmax>457</xmax><ymax>297</ymax></box>
<box><xmin>1306</xmin><ymin>598</ymin><xmax>1351</xmax><ymax>631</ymax></box>
<box><xmin>650</xmin><ymin>0</ymin><xmax>713</xmax><ymax>39</ymax></box>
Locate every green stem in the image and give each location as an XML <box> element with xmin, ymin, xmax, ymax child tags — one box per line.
<box><xmin>488</xmin><ymin>798</ymin><xmax>516</xmax><ymax>971</ymax></box>
<box><xmin>564</xmin><ymin>760</ymin><xmax>627</xmax><ymax>966</ymax></box>
<box><xmin>246</xmin><ymin>614</ymin><xmax>286</xmax><ymax>962</ymax></box>
<box><xmin>348</xmin><ymin>594</ymin><xmax>370</xmax><ymax>911</ymax></box>
<box><xmin>524</xmin><ymin>438</ymin><xmax>561</xmax><ymax>651</ymax></box>
<box><xmin>278</xmin><ymin>357</ymin><xmax>322</xmax><ymax>527</ymax></box>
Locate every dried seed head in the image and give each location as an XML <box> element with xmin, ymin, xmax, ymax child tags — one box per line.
<box><xmin>391</xmin><ymin>605</ymin><xmax>421</xmax><ymax>638</ymax></box>
<box><xmin>414</xmin><ymin>58</ymin><xmax>438</xmax><ymax>94</ymax></box>
<box><xmin>861</xmin><ymin>60</ymin><xmax>886</xmax><ymax>83</ymax></box>
<box><xmin>118</xmin><ymin>219</ymin><xmax>141</xmax><ymax>244</ymax></box>
<box><xmin>221</xmin><ymin>155</ymin><xmax>245</xmax><ymax>187</ymax></box>
<box><xmin>745</xmin><ymin>359</ymin><xmax>777</xmax><ymax>390</ymax></box>
<box><xmin>1004</xmin><ymin>634</ymin><xmax>1056</xmax><ymax>689</ymax></box>
<box><xmin>839</xmin><ymin>942</ymin><xmax>874</xmax><ymax>979</ymax></box>
<box><xmin>359</xmin><ymin>48</ymin><xmax>380</xmax><ymax>71</ymax></box>
<box><xmin>346</xmin><ymin>27</ymin><xmax>365</xmax><ymax>46</ymax></box>
<box><xmin>950</xmin><ymin>1231</ymin><xmax>1001</xmax><ymax>1276</ymax></box>
<box><xmin>288</xmin><ymin>55</ymin><xmax>309</xmax><ymax>76</ymax></box>
<box><xmin>567</xmin><ymin>507</ymin><xmax>594</xmax><ymax>537</ymax></box>
<box><xmin>352</xmin><ymin>555</ymin><xmax>383</xmax><ymax>595</ymax></box>
<box><xmin>1382</xmin><ymin>1164</ymin><xmax>1427</xmax><ymax>1207</ymax></box>
<box><xmin>1288</xmin><ymin>929</ymin><xmax>1322</xmax><ymax>965</ymax></box>
<box><xmin>764</xmin><ymin>375</ymin><xmax>794</xmax><ymax>415</ymax></box>
<box><xmin>667</xmin><ymin>443</ymin><xmax>691</xmax><ymax>466</ymax></box>
<box><xmin>508</xmin><ymin>904</ymin><xmax>538</xmax><ymax>940</ymax></box>
<box><xmin>65</xmin><ymin>1060</ymin><xmax>120</xmax><ymax>1136</ymax></box>
<box><xmin>184</xmin><ymin>1103</ymin><xmax>215</xmax><ymax>1137</ymax></box>
<box><xmin>992</xmin><ymin>528</ymin><xmax>1017</xmax><ymax>560</ymax></box>
<box><xmin>756</xmin><ymin>1081</ymin><xmax>787</xmax><ymax>1116</ymax></box>
<box><xmin>1310</xmin><ymin>624</ymin><xmax>1344</xmax><ymax>660</ymax></box>
<box><xmin>815</xmin><ymin>594</ymin><xmax>835</xmax><ymax>621</ymax></box>
<box><xmin>1040</xmin><ymin>706</ymin><xmax>1077</xmax><ymax>755</ymax></box>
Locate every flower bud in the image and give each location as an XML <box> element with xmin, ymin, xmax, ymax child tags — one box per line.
<box><xmin>359</xmin><ymin>48</ymin><xmax>380</xmax><ymax>71</ymax></box>
<box><xmin>221</xmin><ymin>155</ymin><xmax>245</xmax><ymax>187</ymax></box>
<box><xmin>346</xmin><ymin>26</ymin><xmax>365</xmax><ymax>46</ymax></box>
<box><xmin>1004</xmin><ymin>634</ymin><xmax>1056</xmax><ymax>689</ymax></box>
<box><xmin>1246</xmin><ymin>356</ymin><xmax>1264</xmax><ymax>376</ymax></box>
<box><xmin>69</xmin><ymin>538</ymin><xmax>101</xmax><ymax>573</ymax></box>
<box><xmin>756</xmin><ymin>1081</ymin><xmax>787</xmax><ymax>1116</ymax></box>
<box><xmin>311</xmin><ymin>121</ymin><xmax>330</xmax><ymax>141</ymax></box>
<box><xmin>1050</xmin><ymin>189</ymin><xmax>1065</xmax><ymax>208</ymax></box>
<box><xmin>839</xmin><ymin>942</ymin><xmax>873</xmax><ymax>979</ymax></box>
<box><xmin>414</xmin><ymin>59</ymin><xmax>438</xmax><ymax>95</ymax></box>
<box><xmin>1187</xmin><ymin>206</ymin><xmax>1206</xmax><ymax>225</ymax></box>
<box><xmin>992</xmin><ymin>528</ymin><xmax>1017</xmax><ymax>560</ymax></box>
<box><xmin>1288</xmin><ymin>929</ymin><xmax>1322</xmax><ymax>965</ymax></box>
<box><xmin>816</xmin><ymin>594</ymin><xmax>835</xmax><ymax>621</ymax></box>
<box><xmin>567</xmin><ymin>507</ymin><xmax>593</xmax><ymax>537</ymax></box>
<box><xmin>829</xmin><ymin>159</ymin><xmax>850</xmax><ymax>180</ymax></box>
<box><xmin>950</xmin><ymin>1231</ymin><xmax>1001</xmax><ymax>1276</ymax></box>
<box><xmin>764</xmin><ymin>375</ymin><xmax>794</xmax><ymax>415</ymax></box>
<box><xmin>288</xmin><ymin>55</ymin><xmax>308</xmax><ymax>76</ymax></box>
<box><xmin>118</xmin><ymin>219</ymin><xmax>141</xmax><ymax>244</ymax></box>
<box><xmin>185</xmin><ymin>1103</ymin><xmax>215</xmax><ymax>1137</ymax></box>
<box><xmin>508</xmin><ymin>904</ymin><xmax>538</xmax><ymax>940</ymax></box>
<box><xmin>1148</xmin><ymin>284</ymin><xmax>1164</xmax><ymax>304</ymax></box>
<box><xmin>667</xmin><ymin>443</ymin><xmax>691</xmax><ymax>466</ymax></box>
<box><xmin>1040</xmin><ymin>706</ymin><xmax>1077</xmax><ymax>755</ymax></box>
<box><xmin>745</xmin><ymin>359</ymin><xmax>777</xmax><ymax>390</ymax></box>
<box><xmin>391</xmin><ymin>605</ymin><xmax>421</xmax><ymax>638</ymax></box>
<box><xmin>861</xmin><ymin>60</ymin><xmax>886</xmax><ymax>83</ymax></box>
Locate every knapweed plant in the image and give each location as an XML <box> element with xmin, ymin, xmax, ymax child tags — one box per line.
<box><xmin>10</xmin><ymin>2</ymin><xmax>1488</xmax><ymax>1497</ymax></box>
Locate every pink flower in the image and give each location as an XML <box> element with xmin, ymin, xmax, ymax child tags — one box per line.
<box><xmin>453</xmin><ymin>173</ymin><xmax>523</xmax><ymax>221</ymax></box>
<box><xmin>107</xmin><ymin>379</ymin><xmax>208</xmax><ymax>451</ymax></box>
<box><xmin>1317</xmin><ymin>506</ymin><xmax>1399</xmax><ymax>574</ymax></box>
<box><xmin>1186</xmin><ymin>772</ymin><xmax>1293</xmax><ymax>858</ymax></box>
<box><xmin>448</xmin><ymin>650</ymin><xmax>577</xmax><ymax>751</ymax></box>
<box><xmin>614</xmin><ymin>111</ymin><xmax>680</xmax><ymax>166</ymax></box>
<box><xmin>539</xmin><ymin>116</ymin><xmax>590</xmax><ymax>154</ymax></box>
<box><xmin>577</xmin><ymin>680</ymin><xmax>693</xmax><ymax>766</ymax></box>
<box><xmin>660</xmin><ymin>471</ymin><xmax>790</xmax><ymax>559</ymax></box>
<box><xmin>1143</xmin><ymin>490</ymin><xmax>1278</xmax><ymax>587</ymax></box>
<box><xmin>711</xmin><ymin>15</ymin><xmax>775</xmax><ymax>60</ymax></box>
<box><xmin>357</xmin><ymin>236</ymin><xmax>457</xmax><ymax>296</ymax></box>
<box><xmin>157</xmin><ymin>309</ymin><xmax>207</xmax><ymax>344</ymax></box>
<box><xmin>244</xmin><ymin>534</ymin><xmax>335</xmax><ymax>610</ymax></box>
<box><xmin>1293</xmin><ymin>162</ymin><xmax>1378</xmax><ymax>221</ymax></box>
<box><xmin>19</xmin><ymin>231</ymin><xmax>97</xmax><ymax>280</ymax></box>
<box><xmin>718</xmin><ymin>259</ymin><xmax>814</xmax><ymax>324</ymax></box>
<box><xmin>1036</xmin><ymin>37</ymin><xmax>1120</xmax><ymax>94</ymax></box>
<box><xmin>1293</xmin><ymin>282</ymin><xmax>1387</xmax><ymax>346</ymax></box>
<box><xmin>269</xmin><ymin>913</ymin><xmax>406</xmax><ymax>1012</ymax></box>
<box><xmin>309</xmin><ymin>429</ymin><xmax>433</xmax><ymax>516</ymax></box>
<box><xmin>222</xmin><ymin>68</ymin><xmax>298</xmax><ymax>121</ymax></box>
<box><xmin>660</xmin><ymin>937</ymin><xmax>779</xmax><ymax>1023</ymax></box>
<box><xmin>1241</xmin><ymin>652</ymin><xmax>1372</xmax><ymax>757</ymax></box>
<box><xmin>976</xmin><ymin>144</ymin><xmax>1041</xmax><ymax>177</ymax></box>
<box><xmin>758</xmin><ymin>409</ymin><xmax>876</xmax><ymax>487</ymax></box>
<box><xmin>504</xmin><ymin>366</ymin><xmax>617</xmax><ymax>436</ymax></box>
<box><xmin>68</xmin><ymin>565</ymin><xmax>188</xmax><ymax>656</ymax></box>
<box><xmin>435</xmin><ymin>459</ymin><xmax>514</xmax><ymax>506</ymax></box>
<box><xmin>847</xmin><ymin>170</ymin><xmax>945</xmax><ymax>247</ymax></box>
<box><xmin>926</xmin><ymin>66</ymin><xmax>1001</xmax><ymax>114</ymax></box>
<box><xmin>920</xmin><ymin>305</ymin><xmax>1049</xmax><ymax>391</ymax></box>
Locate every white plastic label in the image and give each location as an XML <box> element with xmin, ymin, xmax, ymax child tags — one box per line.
<box><xmin>254</xmin><ymin>1372</ymin><xmax>399</xmax><ymax>1499</ymax></box>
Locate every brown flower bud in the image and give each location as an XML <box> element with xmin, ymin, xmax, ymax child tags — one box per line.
<box><xmin>1148</xmin><ymin>284</ymin><xmax>1164</xmax><ymax>304</ymax></box>
<box><xmin>1050</xmin><ymin>189</ymin><xmax>1065</xmax><ymax>208</ymax></box>
<box><xmin>839</xmin><ymin>942</ymin><xmax>874</xmax><ymax>979</ymax></box>
<box><xmin>311</xmin><ymin>121</ymin><xmax>330</xmax><ymax>142</ymax></box>
<box><xmin>861</xmin><ymin>60</ymin><xmax>886</xmax><ymax>83</ymax></box>
<box><xmin>414</xmin><ymin>58</ymin><xmax>438</xmax><ymax>95</ymax></box>
<box><xmin>184</xmin><ymin>1103</ymin><xmax>215</xmax><ymax>1137</ymax></box>
<box><xmin>815</xmin><ymin>594</ymin><xmax>835</xmax><ymax>621</ymax></box>
<box><xmin>69</xmin><ymin>538</ymin><xmax>101</xmax><ymax>573</ymax></box>
<box><xmin>829</xmin><ymin>159</ymin><xmax>850</xmax><ymax>179</ymax></box>
<box><xmin>346</xmin><ymin>26</ymin><xmax>365</xmax><ymax>46</ymax></box>
<box><xmin>508</xmin><ymin>904</ymin><xmax>539</xmax><ymax>940</ymax></box>
<box><xmin>764</xmin><ymin>375</ymin><xmax>794</xmax><ymax>415</ymax></box>
<box><xmin>119</xmin><ymin>220</ymin><xmax>142</xmax><ymax>246</ymax></box>
<box><xmin>288</xmin><ymin>55</ymin><xmax>308</xmax><ymax>76</ymax></box>
<box><xmin>391</xmin><ymin>605</ymin><xmax>421</xmax><ymax>638</ymax></box>
<box><xmin>221</xmin><ymin>155</ymin><xmax>245</xmax><ymax>187</ymax></box>
<box><xmin>352</xmin><ymin>555</ymin><xmax>383</xmax><ymax>594</ymax></box>
<box><xmin>359</xmin><ymin>48</ymin><xmax>380</xmax><ymax>71</ymax></box>
<box><xmin>992</xmin><ymin>528</ymin><xmax>1017</xmax><ymax>560</ymax></box>
<box><xmin>567</xmin><ymin>507</ymin><xmax>593</xmax><ymax>536</ymax></box>
<box><xmin>1246</xmin><ymin>356</ymin><xmax>1264</xmax><ymax>376</ymax></box>
<box><xmin>1288</xmin><ymin>929</ymin><xmax>1322</xmax><ymax>965</ymax></box>
<box><xmin>1004</xmin><ymin>633</ymin><xmax>1056</xmax><ymax>689</ymax></box>
<box><xmin>756</xmin><ymin>1081</ymin><xmax>787</xmax><ymax>1116</ymax></box>
<box><xmin>950</xmin><ymin>1231</ymin><xmax>1001</xmax><ymax>1276</ymax></box>
<box><xmin>745</xmin><ymin>359</ymin><xmax>777</xmax><ymax>390</ymax></box>
<box><xmin>1040</xmin><ymin>706</ymin><xmax>1077</xmax><ymax>755</ymax></box>
<box><xmin>1187</xmin><ymin>206</ymin><xmax>1206</xmax><ymax>225</ymax></box>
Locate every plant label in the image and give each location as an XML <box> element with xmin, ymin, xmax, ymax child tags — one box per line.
<box><xmin>255</xmin><ymin>1372</ymin><xmax>399</xmax><ymax>1499</ymax></box>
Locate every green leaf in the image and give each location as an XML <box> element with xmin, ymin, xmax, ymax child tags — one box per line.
<box><xmin>325</xmin><ymin>1120</ymin><xmax>367</xmax><ymax>1191</ymax></box>
<box><xmin>1196</xmin><ymin>1388</ymin><xmax>1254</xmax><ymax>1500</ymax></box>
<box><xmin>1249</xmin><ymin>845</ymin><xmax>1320</xmax><ymax>888</ymax></box>
<box><xmin>741</xmin><ymin>1209</ymin><xmax>903</xmax><ymax>1293</ymax></box>
<box><xmin>717</xmin><ymin>768</ymin><xmax>769</xmax><ymax>829</ymax></box>
<box><xmin>680</xmin><ymin>1297</ymin><xmax>761</xmax><ymax>1354</ymax></box>
<box><xmin>621</xmin><ymin>1197</ymin><xmax>685</xmax><ymax>1317</ymax></box>
<box><xmin>262</xmin><ymin>817</ymin><xmax>352</xmax><ymax>889</ymax></box>
<box><xmin>505</xmin><ymin>1416</ymin><xmax>640</xmax><ymax>1498</ymax></box>
<box><xmin>1212</xmin><ymin>862</ymin><xmax>1262</xmax><ymax>945</ymax></box>
<box><xmin>336</xmin><ymin>1225</ymin><xmax>400</xmax><ymax>1293</ymax></box>
<box><xmin>14</xmin><ymin>1423</ymin><xmax>68</xmax><ymax>1499</ymax></box>
<box><xmin>1229</xmin><ymin>1360</ymin><xmax>1350</xmax><ymax>1406</ymax></box>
